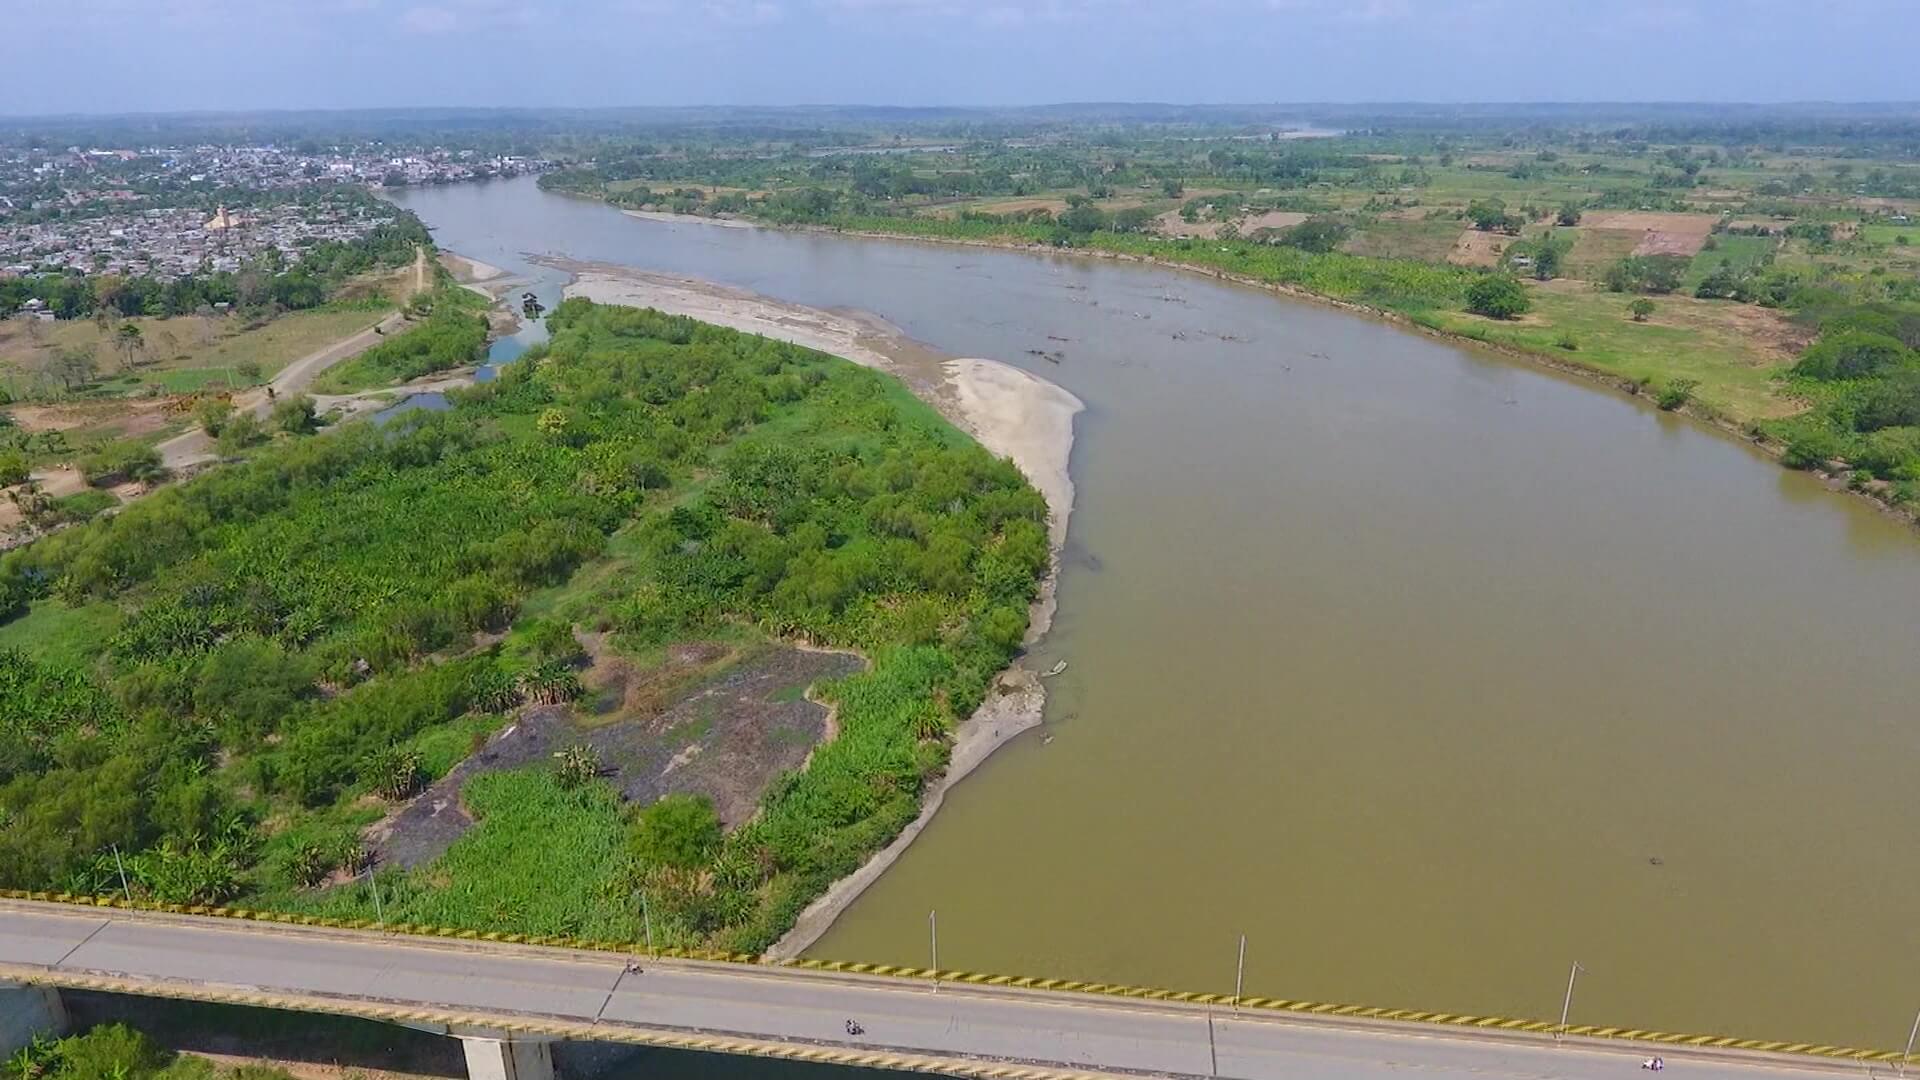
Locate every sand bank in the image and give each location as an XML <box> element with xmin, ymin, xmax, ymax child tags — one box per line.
<box><xmin>439</xmin><ymin>250</ymin><xmax>509</xmax><ymax>284</ymax></box>
<box><xmin>560</xmin><ymin>263</ymin><xmax>1080</xmax><ymax>553</ymax></box>
<box><xmin>619</xmin><ymin>208</ymin><xmax>759</xmax><ymax>230</ymax></box>
<box><xmin>553</xmin><ymin>260</ymin><xmax>1081</xmax><ymax>957</ymax></box>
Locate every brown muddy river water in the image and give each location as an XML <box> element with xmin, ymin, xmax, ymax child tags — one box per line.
<box><xmin>392</xmin><ymin>177</ymin><xmax>1920</xmax><ymax>1049</ymax></box>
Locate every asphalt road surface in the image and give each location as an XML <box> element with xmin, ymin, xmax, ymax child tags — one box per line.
<box><xmin>0</xmin><ymin>902</ymin><xmax>1890</xmax><ymax>1080</ymax></box>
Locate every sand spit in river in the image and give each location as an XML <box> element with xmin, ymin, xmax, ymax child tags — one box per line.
<box><xmin>558</xmin><ymin>263</ymin><xmax>1080</xmax><ymax>551</ymax></box>
<box><xmin>551</xmin><ymin>260</ymin><xmax>1081</xmax><ymax>957</ymax></box>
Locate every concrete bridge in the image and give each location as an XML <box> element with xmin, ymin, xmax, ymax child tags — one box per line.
<box><xmin>0</xmin><ymin>899</ymin><xmax>1904</xmax><ymax>1080</ymax></box>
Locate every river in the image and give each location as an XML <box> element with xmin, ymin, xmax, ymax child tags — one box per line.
<box><xmin>389</xmin><ymin>176</ymin><xmax>1920</xmax><ymax>1050</ymax></box>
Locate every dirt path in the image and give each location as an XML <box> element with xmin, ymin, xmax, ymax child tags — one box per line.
<box><xmin>156</xmin><ymin>309</ymin><xmax>410</xmax><ymax>469</ymax></box>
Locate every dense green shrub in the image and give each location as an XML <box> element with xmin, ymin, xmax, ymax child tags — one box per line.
<box><xmin>216</xmin><ymin>412</ymin><xmax>266</xmax><ymax>454</ymax></box>
<box><xmin>1657</xmin><ymin>378</ymin><xmax>1699</xmax><ymax>411</ymax></box>
<box><xmin>554</xmin><ymin>744</ymin><xmax>601</xmax><ymax>789</ymax></box>
<box><xmin>630</xmin><ymin>793</ymin><xmax>722</xmax><ymax>869</ymax></box>
<box><xmin>1852</xmin><ymin>371</ymin><xmax>1920</xmax><ymax>432</ymax></box>
<box><xmin>1783</xmin><ymin>427</ymin><xmax>1846</xmax><ymax>470</ymax></box>
<box><xmin>79</xmin><ymin>440</ymin><xmax>164</xmax><ymax>487</ymax></box>
<box><xmin>194</xmin><ymin>399</ymin><xmax>235</xmax><ymax>437</ymax></box>
<box><xmin>269</xmin><ymin>394</ymin><xmax>319</xmax><ymax>435</ymax></box>
<box><xmin>315</xmin><ymin>290</ymin><xmax>488</xmax><ymax>393</ymax></box>
<box><xmin>0</xmin><ymin>1021</ymin><xmax>299</xmax><ymax>1080</ymax></box>
<box><xmin>1465</xmin><ymin>274</ymin><xmax>1531</xmax><ymax>319</ymax></box>
<box><xmin>0</xmin><ymin>449</ymin><xmax>29</xmax><ymax>487</ymax></box>
<box><xmin>21</xmin><ymin>1023</ymin><xmax>169</xmax><ymax>1079</ymax></box>
<box><xmin>1603</xmin><ymin>254</ymin><xmax>1690</xmax><ymax>295</ymax></box>
<box><xmin>1792</xmin><ymin>330</ymin><xmax>1915</xmax><ymax>381</ymax></box>
<box><xmin>1272</xmin><ymin>215</ymin><xmax>1350</xmax><ymax>253</ymax></box>
<box><xmin>1852</xmin><ymin>427</ymin><xmax>1920</xmax><ymax>478</ymax></box>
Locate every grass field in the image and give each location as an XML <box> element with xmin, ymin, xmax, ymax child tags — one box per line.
<box><xmin>1341</xmin><ymin>217</ymin><xmax>1463</xmax><ymax>262</ymax></box>
<box><xmin>0</xmin><ymin>597</ymin><xmax>123</xmax><ymax>666</ymax></box>
<box><xmin>1426</xmin><ymin>281</ymin><xmax>1808</xmax><ymax>421</ymax></box>
<box><xmin>1685</xmin><ymin>234</ymin><xmax>1777</xmax><ymax>287</ymax></box>
<box><xmin>1563</xmin><ymin>228</ymin><xmax>1644</xmax><ymax>280</ymax></box>
<box><xmin>0</xmin><ymin>301</ymin><xmax>392</xmax><ymax>399</ymax></box>
<box><xmin>1859</xmin><ymin>223</ymin><xmax>1920</xmax><ymax>247</ymax></box>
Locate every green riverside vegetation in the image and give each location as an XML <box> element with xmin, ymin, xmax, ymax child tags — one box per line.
<box><xmin>541</xmin><ymin>112</ymin><xmax>1920</xmax><ymax>511</ymax></box>
<box><xmin>2</xmin><ymin>1023</ymin><xmax>298</xmax><ymax>1080</ymax></box>
<box><xmin>0</xmin><ymin>298</ymin><xmax>1048</xmax><ymax>952</ymax></box>
<box><xmin>310</xmin><ymin>284</ymin><xmax>491</xmax><ymax>394</ymax></box>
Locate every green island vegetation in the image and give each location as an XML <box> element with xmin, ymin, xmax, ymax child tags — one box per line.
<box><xmin>0</xmin><ymin>298</ymin><xmax>1048</xmax><ymax>953</ymax></box>
<box><xmin>310</xmin><ymin>284</ymin><xmax>490</xmax><ymax>393</ymax></box>
<box><xmin>540</xmin><ymin>106</ymin><xmax>1920</xmax><ymax>507</ymax></box>
<box><xmin>3</xmin><ymin>1023</ymin><xmax>299</xmax><ymax>1080</ymax></box>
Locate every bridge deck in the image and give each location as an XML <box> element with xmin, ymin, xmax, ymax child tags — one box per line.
<box><xmin>0</xmin><ymin>901</ymin><xmax>1877</xmax><ymax>1080</ymax></box>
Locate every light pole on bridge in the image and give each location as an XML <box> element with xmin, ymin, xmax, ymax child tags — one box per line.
<box><xmin>1233</xmin><ymin>933</ymin><xmax>1247</xmax><ymax>1012</ymax></box>
<box><xmin>360</xmin><ymin>867</ymin><xmax>383</xmax><ymax>925</ymax></box>
<box><xmin>1898</xmin><ymin>1006</ymin><xmax>1920</xmax><ymax>1080</ymax></box>
<box><xmin>1556</xmin><ymin>961</ymin><xmax>1585</xmax><ymax>1043</ymax></box>
<box><xmin>111</xmin><ymin>844</ymin><xmax>131</xmax><ymax>901</ymax></box>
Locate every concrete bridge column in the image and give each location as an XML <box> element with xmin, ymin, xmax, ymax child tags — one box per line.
<box><xmin>0</xmin><ymin>981</ymin><xmax>69</xmax><ymax>1054</ymax></box>
<box><xmin>459</xmin><ymin>1034</ymin><xmax>554</xmax><ymax>1080</ymax></box>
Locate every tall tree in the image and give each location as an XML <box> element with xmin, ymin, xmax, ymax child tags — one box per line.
<box><xmin>50</xmin><ymin>346</ymin><xmax>97</xmax><ymax>392</ymax></box>
<box><xmin>114</xmin><ymin>324</ymin><xmax>145</xmax><ymax>373</ymax></box>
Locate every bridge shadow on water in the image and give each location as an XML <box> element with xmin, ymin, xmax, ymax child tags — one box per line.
<box><xmin>66</xmin><ymin>991</ymin><xmax>896</xmax><ymax>1080</ymax></box>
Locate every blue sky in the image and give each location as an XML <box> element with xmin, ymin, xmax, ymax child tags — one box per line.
<box><xmin>6</xmin><ymin>0</ymin><xmax>1919</xmax><ymax>115</ymax></box>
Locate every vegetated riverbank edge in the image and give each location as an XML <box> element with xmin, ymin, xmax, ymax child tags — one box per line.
<box><xmin>620</xmin><ymin>207</ymin><xmax>1913</xmax><ymax>528</ymax></box>
<box><xmin>549</xmin><ymin>258</ymin><xmax>1082</xmax><ymax>956</ymax></box>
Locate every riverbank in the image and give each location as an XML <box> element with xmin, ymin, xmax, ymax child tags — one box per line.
<box><xmin>439</xmin><ymin>250</ymin><xmax>509</xmax><ymax>287</ymax></box>
<box><xmin>555</xmin><ymin>259</ymin><xmax>1082</xmax><ymax>956</ymax></box>
<box><xmin>620</xmin><ymin>207</ymin><xmax>758</xmax><ymax>230</ymax></box>
<box><xmin>607</xmin><ymin>208</ymin><xmax>1917</xmax><ymax>529</ymax></box>
<box><xmin>557</xmin><ymin>261</ymin><xmax>1081</xmax><ymax>548</ymax></box>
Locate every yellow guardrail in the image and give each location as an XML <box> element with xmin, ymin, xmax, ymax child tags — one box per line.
<box><xmin>1</xmin><ymin>888</ymin><xmax>1907</xmax><ymax>1067</ymax></box>
<box><xmin>0</xmin><ymin>964</ymin><xmax>1104</xmax><ymax>1080</ymax></box>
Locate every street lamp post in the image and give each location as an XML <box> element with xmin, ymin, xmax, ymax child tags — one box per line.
<box><xmin>1234</xmin><ymin>934</ymin><xmax>1247</xmax><ymax>1012</ymax></box>
<box><xmin>1899</xmin><ymin>1007</ymin><xmax>1920</xmax><ymax>1080</ymax></box>
<box><xmin>111</xmin><ymin>845</ymin><xmax>131</xmax><ymax>901</ymax></box>
<box><xmin>1557</xmin><ymin>961</ymin><xmax>1585</xmax><ymax>1043</ymax></box>
<box><xmin>364</xmin><ymin>868</ymin><xmax>383</xmax><ymax>924</ymax></box>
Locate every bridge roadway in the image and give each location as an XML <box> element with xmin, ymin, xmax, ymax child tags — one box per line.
<box><xmin>0</xmin><ymin>901</ymin><xmax>1884</xmax><ymax>1080</ymax></box>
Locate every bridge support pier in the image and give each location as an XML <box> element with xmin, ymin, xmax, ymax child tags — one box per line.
<box><xmin>459</xmin><ymin>1034</ymin><xmax>554</xmax><ymax>1080</ymax></box>
<box><xmin>0</xmin><ymin>981</ymin><xmax>69</xmax><ymax>1054</ymax></box>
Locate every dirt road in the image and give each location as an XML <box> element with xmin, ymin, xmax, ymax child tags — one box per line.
<box><xmin>157</xmin><ymin>307</ymin><xmax>410</xmax><ymax>469</ymax></box>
